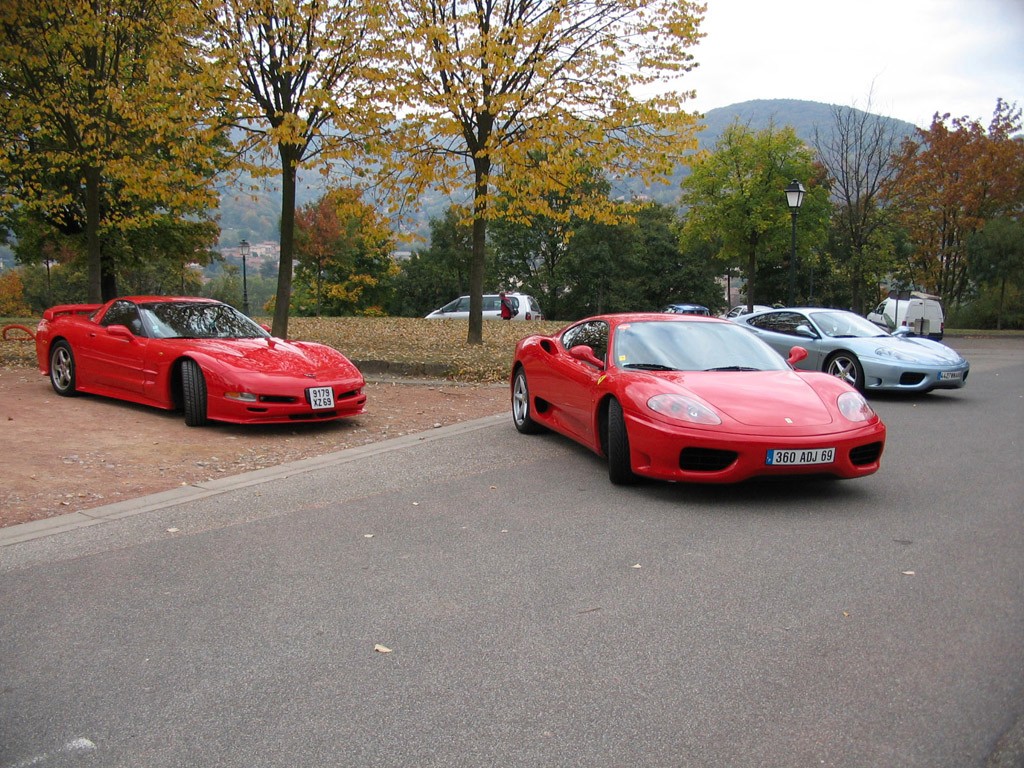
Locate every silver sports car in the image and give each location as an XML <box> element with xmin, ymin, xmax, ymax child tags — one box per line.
<box><xmin>734</xmin><ymin>307</ymin><xmax>970</xmax><ymax>393</ymax></box>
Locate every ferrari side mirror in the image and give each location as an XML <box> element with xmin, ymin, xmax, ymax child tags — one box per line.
<box><xmin>569</xmin><ymin>344</ymin><xmax>605</xmax><ymax>370</ymax></box>
<box><xmin>787</xmin><ymin>346</ymin><xmax>808</xmax><ymax>365</ymax></box>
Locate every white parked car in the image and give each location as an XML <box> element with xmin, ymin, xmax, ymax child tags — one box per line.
<box><xmin>721</xmin><ymin>304</ymin><xmax>771</xmax><ymax>319</ymax></box>
<box><xmin>425</xmin><ymin>292</ymin><xmax>544</xmax><ymax>321</ymax></box>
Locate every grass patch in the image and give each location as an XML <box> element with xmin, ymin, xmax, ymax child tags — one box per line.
<box><xmin>1</xmin><ymin>315</ymin><xmax>564</xmax><ymax>382</ymax></box>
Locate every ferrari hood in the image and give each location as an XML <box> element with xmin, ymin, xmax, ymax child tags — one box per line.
<box><xmin>187</xmin><ymin>338</ymin><xmax>359</xmax><ymax>378</ymax></box>
<box><xmin>876</xmin><ymin>336</ymin><xmax>964</xmax><ymax>363</ymax></box>
<box><xmin>663</xmin><ymin>370</ymin><xmax>836</xmax><ymax>427</ymax></box>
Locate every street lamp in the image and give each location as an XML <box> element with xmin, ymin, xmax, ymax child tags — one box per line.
<box><xmin>239</xmin><ymin>239</ymin><xmax>250</xmax><ymax>316</ymax></box>
<box><xmin>785</xmin><ymin>179</ymin><xmax>805</xmax><ymax>306</ymax></box>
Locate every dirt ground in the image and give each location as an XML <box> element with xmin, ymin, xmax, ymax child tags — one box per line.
<box><xmin>0</xmin><ymin>367</ymin><xmax>509</xmax><ymax>529</ymax></box>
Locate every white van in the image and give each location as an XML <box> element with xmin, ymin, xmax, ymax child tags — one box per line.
<box><xmin>867</xmin><ymin>293</ymin><xmax>944</xmax><ymax>339</ymax></box>
<box><xmin>425</xmin><ymin>292</ymin><xmax>544</xmax><ymax>321</ymax></box>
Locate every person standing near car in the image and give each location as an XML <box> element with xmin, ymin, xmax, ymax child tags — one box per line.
<box><xmin>500</xmin><ymin>291</ymin><xmax>514</xmax><ymax>320</ymax></box>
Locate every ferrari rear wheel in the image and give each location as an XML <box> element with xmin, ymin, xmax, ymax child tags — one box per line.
<box><xmin>825</xmin><ymin>351</ymin><xmax>864</xmax><ymax>391</ymax></box>
<box><xmin>607</xmin><ymin>399</ymin><xmax>637</xmax><ymax>485</ymax></box>
<box><xmin>511</xmin><ymin>368</ymin><xmax>545</xmax><ymax>434</ymax></box>
<box><xmin>181</xmin><ymin>359</ymin><xmax>209</xmax><ymax>427</ymax></box>
<box><xmin>49</xmin><ymin>341</ymin><xmax>78</xmax><ymax>397</ymax></box>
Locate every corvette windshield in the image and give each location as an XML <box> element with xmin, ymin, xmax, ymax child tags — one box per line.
<box><xmin>613</xmin><ymin>320</ymin><xmax>789</xmax><ymax>372</ymax></box>
<box><xmin>808</xmin><ymin>310</ymin><xmax>889</xmax><ymax>338</ymax></box>
<box><xmin>140</xmin><ymin>302</ymin><xmax>269</xmax><ymax>340</ymax></box>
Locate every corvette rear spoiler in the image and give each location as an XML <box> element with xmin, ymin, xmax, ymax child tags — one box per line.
<box><xmin>42</xmin><ymin>304</ymin><xmax>102</xmax><ymax>321</ymax></box>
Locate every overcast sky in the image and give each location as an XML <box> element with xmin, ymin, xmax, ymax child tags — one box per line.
<box><xmin>678</xmin><ymin>0</ymin><xmax>1023</xmax><ymax>127</ymax></box>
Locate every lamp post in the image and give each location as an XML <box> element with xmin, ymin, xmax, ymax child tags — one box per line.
<box><xmin>785</xmin><ymin>179</ymin><xmax>805</xmax><ymax>306</ymax></box>
<box><xmin>239</xmin><ymin>239</ymin><xmax>250</xmax><ymax>315</ymax></box>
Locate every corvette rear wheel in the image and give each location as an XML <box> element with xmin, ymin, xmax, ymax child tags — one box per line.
<box><xmin>181</xmin><ymin>359</ymin><xmax>209</xmax><ymax>427</ymax></box>
<box><xmin>825</xmin><ymin>351</ymin><xmax>864</xmax><ymax>391</ymax></box>
<box><xmin>607</xmin><ymin>399</ymin><xmax>637</xmax><ymax>485</ymax></box>
<box><xmin>511</xmin><ymin>368</ymin><xmax>545</xmax><ymax>434</ymax></box>
<box><xmin>49</xmin><ymin>341</ymin><xmax>77</xmax><ymax>397</ymax></box>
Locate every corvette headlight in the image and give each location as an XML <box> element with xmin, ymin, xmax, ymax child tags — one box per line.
<box><xmin>647</xmin><ymin>394</ymin><xmax>721</xmax><ymax>425</ymax></box>
<box><xmin>837</xmin><ymin>391</ymin><xmax>874</xmax><ymax>422</ymax></box>
<box><xmin>225</xmin><ymin>391</ymin><xmax>258</xmax><ymax>402</ymax></box>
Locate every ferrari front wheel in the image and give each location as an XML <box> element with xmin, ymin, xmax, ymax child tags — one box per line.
<box><xmin>181</xmin><ymin>359</ymin><xmax>209</xmax><ymax>427</ymax></box>
<box><xmin>825</xmin><ymin>351</ymin><xmax>864</xmax><ymax>392</ymax></box>
<box><xmin>607</xmin><ymin>399</ymin><xmax>637</xmax><ymax>485</ymax></box>
<box><xmin>49</xmin><ymin>341</ymin><xmax>78</xmax><ymax>396</ymax></box>
<box><xmin>511</xmin><ymin>368</ymin><xmax>545</xmax><ymax>434</ymax></box>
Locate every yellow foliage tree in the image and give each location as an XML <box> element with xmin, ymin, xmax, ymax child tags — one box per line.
<box><xmin>193</xmin><ymin>0</ymin><xmax>394</xmax><ymax>338</ymax></box>
<box><xmin>385</xmin><ymin>0</ymin><xmax>706</xmax><ymax>342</ymax></box>
<box><xmin>0</xmin><ymin>0</ymin><xmax>228</xmax><ymax>302</ymax></box>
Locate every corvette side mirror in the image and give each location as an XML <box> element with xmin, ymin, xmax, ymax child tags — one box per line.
<box><xmin>106</xmin><ymin>324</ymin><xmax>135</xmax><ymax>341</ymax></box>
<box><xmin>569</xmin><ymin>344</ymin><xmax>605</xmax><ymax>370</ymax></box>
<box><xmin>787</xmin><ymin>346</ymin><xmax>808</xmax><ymax>365</ymax></box>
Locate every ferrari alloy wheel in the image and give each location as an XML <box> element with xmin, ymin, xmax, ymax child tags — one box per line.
<box><xmin>825</xmin><ymin>351</ymin><xmax>865</xmax><ymax>392</ymax></box>
<box><xmin>181</xmin><ymin>359</ymin><xmax>209</xmax><ymax>427</ymax></box>
<box><xmin>49</xmin><ymin>341</ymin><xmax>77</xmax><ymax>397</ymax></box>
<box><xmin>607</xmin><ymin>399</ymin><xmax>637</xmax><ymax>485</ymax></box>
<box><xmin>511</xmin><ymin>368</ymin><xmax>545</xmax><ymax>434</ymax></box>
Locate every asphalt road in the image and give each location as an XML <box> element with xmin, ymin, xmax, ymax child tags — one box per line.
<box><xmin>1</xmin><ymin>337</ymin><xmax>1022</xmax><ymax>768</ymax></box>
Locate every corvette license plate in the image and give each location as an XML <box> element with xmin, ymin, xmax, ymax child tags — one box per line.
<box><xmin>766</xmin><ymin>447</ymin><xmax>836</xmax><ymax>466</ymax></box>
<box><xmin>939</xmin><ymin>370</ymin><xmax>963</xmax><ymax>381</ymax></box>
<box><xmin>307</xmin><ymin>386</ymin><xmax>335</xmax><ymax>409</ymax></box>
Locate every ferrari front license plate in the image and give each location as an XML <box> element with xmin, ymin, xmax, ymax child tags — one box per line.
<box><xmin>939</xmin><ymin>370</ymin><xmax>963</xmax><ymax>381</ymax></box>
<box><xmin>766</xmin><ymin>447</ymin><xmax>836</xmax><ymax>466</ymax></box>
<box><xmin>307</xmin><ymin>386</ymin><xmax>335</xmax><ymax>409</ymax></box>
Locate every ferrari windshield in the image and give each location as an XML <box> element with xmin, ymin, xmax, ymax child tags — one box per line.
<box><xmin>807</xmin><ymin>310</ymin><xmax>889</xmax><ymax>338</ymax></box>
<box><xmin>612</xmin><ymin>320</ymin><xmax>790</xmax><ymax>372</ymax></box>
<box><xmin>139</xmin><ymin>302</ymin><xmax>269</xmax><ymax>340</ymax></box>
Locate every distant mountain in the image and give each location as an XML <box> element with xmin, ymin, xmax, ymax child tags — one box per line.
<box><xmin>215</xmin><ymin>99</ymin><xmax>919</xmax><ymax>246</ymax></box>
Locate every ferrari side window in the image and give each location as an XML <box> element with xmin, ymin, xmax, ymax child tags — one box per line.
<box><xmin>562</xmin><ymin>321</ymin><xmax>608</xmax><ymax>362</ymax></box>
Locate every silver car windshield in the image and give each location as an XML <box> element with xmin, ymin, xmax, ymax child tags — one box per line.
<box><xmin>808</xmin><ymin>310</ymin><xmax>889</xmax><ymax>339</ymax></box>
<box><xmin>140</xmin><ymin>302</ymin><xmax>270</xmax><ymax>340</ymax></box>
<box><xmin>612</xmin><ymin>320</ymin><xmax>790</xmax><ymax>372</ymax></box>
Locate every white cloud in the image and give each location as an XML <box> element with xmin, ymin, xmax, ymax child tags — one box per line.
<box><xmin>678</xmin><ymin>0</ymin><xmax>1024</xmax><ymax>126</ymax></box>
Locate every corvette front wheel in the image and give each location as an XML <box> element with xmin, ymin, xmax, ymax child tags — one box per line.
<box><xmin>49</xmin><ymin>341</ymin><xmax>78</xmax><ymax>396</ymax></box>
<box><xmin>181</xmin><ymin>359</ymin><xmax>209</xmax><ymax>427</ymax></box>
<box><xmin>607</xmin><ymin>399</ymin><xmax>637</xmax><ymax>485</ymax></box>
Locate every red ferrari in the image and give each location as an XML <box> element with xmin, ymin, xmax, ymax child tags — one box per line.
<box><xmin>35</xmin><ymin>296</ymin><xmax>366</xmax><ymax>426</ymax></box>
<box><xmin>510</xmin><ymin>313</ymin><xmax>886</xmax><ymax>485</ymax></box>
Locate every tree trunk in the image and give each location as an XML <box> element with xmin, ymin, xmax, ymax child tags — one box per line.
<box><xmin>85</xmin><ymin>165</ymin><xmax>103</xmax><ymax>302</ymax></box>
<box><xmin>272</xmin><ymin>147</ymin><xmax>299</xmax><ymax>339</ymax></box>
<box><xmin>467</xmin><ymin>157</ymin><xmax>491</xmax><ymax>345</ymax></box>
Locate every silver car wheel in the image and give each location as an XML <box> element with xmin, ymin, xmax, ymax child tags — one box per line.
<box><xmin>512</xmin><ymin>372</ymin><xmax>529</xmax><ymax>426</ymax></box>
<box><xmin>511</xmin><ymin>368</ymin><xmax>545</xmax><ymax>434</ymax></box>
<box><xmin>826</xmin><ymin>352</ymin><xmax>864</xmax><ymax>391</ymax></box>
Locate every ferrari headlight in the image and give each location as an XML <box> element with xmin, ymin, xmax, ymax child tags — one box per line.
<box><xmin>837</xmin><ymin>391</ymin><xmax>874</xmax><ymax>422</ymax></box>
<box><xmin>874</xmin><ymin>346</ymin><xmax>916</xmax><ymax>361</ymax></box>
<box><xmin>647</xmin><ymin>394</ymin><xmax>721</xmax><ymax>425</ymax></box>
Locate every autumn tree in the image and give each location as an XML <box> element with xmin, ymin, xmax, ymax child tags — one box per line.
<box><xmin>293</xmin><ymin>188</ymin><xmax>396</xmax><ymax>316</ymax></box>
<box><xmin>0</xmin><ymin>0</ymin><xmax>227</xmax><ymax>301</ymax></box>
<box><xmin>194</xmin><ymin>0</ymin><xmax>392</xmax><ymax>338</ymax></box>
<box><xmin>886</xmin><ymin>100</ymin><xmax>1024</xmax><ymax>307</ymax></box>
<box><xmin>681</xmin><ymin>121</ymin><xmax>828</xmax><ymax>309</ymax></box>
<box><xmin>813</xmin><ymin>98</ymin><xmax>908</xmax><ymax>313</ymax></box>
<box><xmin>387</xmin><ymin>0</ymin><xmax>706</xmax><ymax>343</ymax></box>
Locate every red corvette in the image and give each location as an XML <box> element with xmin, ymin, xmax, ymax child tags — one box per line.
<box><xmin>510</xmin><ymin>313</ymin><xmax>886</xmax><ymax>485</ymax></box>
<box><xmin>35</xmin><ymin>296</ymin><xmax>366</xmax><ymax>426</ymax></box>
